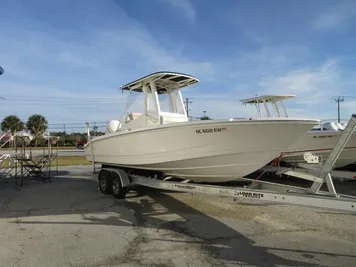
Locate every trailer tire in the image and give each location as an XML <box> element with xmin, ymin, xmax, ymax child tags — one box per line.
<box><xmin>98</xmin><ymin>169</ymin><xmax>113</xmax><ymax>194</ymax></box>
<box><xmin>112</xmin><ymin>174</ymin><xmax>128</xmax><ymax>199</ymax></box>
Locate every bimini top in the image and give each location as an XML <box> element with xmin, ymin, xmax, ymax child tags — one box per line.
<box><xmin>120</xmin><ymin>71</ymin><xmax>199</xmax><ymax>93</ymax></box>
<box><xmin>240</xmin><ymin>94</ymin><xmax>296</xmax><ymax>105</ymax></box>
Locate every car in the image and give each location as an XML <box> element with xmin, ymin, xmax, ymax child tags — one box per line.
<box><xmin>75</xmin><ymin>140</ymin><xmax>87</xmax><ymax>150</ymax></box>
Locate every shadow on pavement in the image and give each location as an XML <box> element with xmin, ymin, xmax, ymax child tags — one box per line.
<box><xmin>1</xmin><ymin>174</ymin><xmax>355</xmax><ymax>266</ymax></box>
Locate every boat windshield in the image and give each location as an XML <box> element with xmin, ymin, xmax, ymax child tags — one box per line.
<box><xmin>120</xmin><ymin>87</ymin><xmax>186</xmax><ymax>122</ymax></box>
<box><xmin>158</xmin><ymin>90</ymin><xmax>185</xmax><ymax>114</ymax></box>
<box><xmin>121</xmin><ymin>91</ymin><xmax>145</xmax><ymax>119</ymax></box>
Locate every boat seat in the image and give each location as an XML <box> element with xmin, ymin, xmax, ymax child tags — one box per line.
<box><xmin>125</xmin><ymin>112</ymin><xmax>142</xmax><ymax>123</ymax></box>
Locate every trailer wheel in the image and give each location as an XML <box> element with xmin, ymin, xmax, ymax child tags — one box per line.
<box><xmin>98</xmin><ymin>170</ymin><xmax>113</xmax><ymax>194</ymax></box>
<box><xmin>112</xmin><ymin>175</ymin><xmax>127</xmax><ymax>199</ymax></box>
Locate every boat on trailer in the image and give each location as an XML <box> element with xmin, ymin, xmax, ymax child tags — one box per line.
<box><xmin>90</xmin><ymin>114</ymin><xmax>356</xmax><ymax>212</ymax></box>
<box><xmin>240</xmin><ymin>94</ymin><xmax>356</xmax><ymax>168</ymax></box>
<box><xmin>84</xmin><ymin>71</ymin><xmax>318</xmax><ymax>183</ymax></box>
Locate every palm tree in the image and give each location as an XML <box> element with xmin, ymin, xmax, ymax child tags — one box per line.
<box><xmin>26</xmin><ymin>114</ymin><xmax>48</xmax><ymax>147</ymax></box>
<box><xmin>1</xmin><ymin>115</ymin><xmax>25</xmax><ymax>135</ymax></box>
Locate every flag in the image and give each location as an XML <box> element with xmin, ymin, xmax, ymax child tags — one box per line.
<box><xmin>0</xmin><ymin>66</ymin><xmax>4</xmax><ymax>75</ymax></box>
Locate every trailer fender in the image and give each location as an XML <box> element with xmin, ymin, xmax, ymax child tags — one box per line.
<box><xmin>105</xmin><ymin>168</ymin><xmax>130</xmax><ymax>188</ymax></box>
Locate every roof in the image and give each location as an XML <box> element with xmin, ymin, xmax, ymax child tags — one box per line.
<box><xmin>240</xmin><ymin>94</ymin><xmax>297</xmax><ymax>104</ymax></box>
<box><xmin>120</xmin><ymin>71</ymin><xmax>199</xmax><ymax>93</ymax></box>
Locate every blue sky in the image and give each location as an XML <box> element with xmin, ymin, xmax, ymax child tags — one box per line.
<box><xmin>0</xmin><ymin>0</ymin><xmax>356</xmax><ymax>131</ymax></box>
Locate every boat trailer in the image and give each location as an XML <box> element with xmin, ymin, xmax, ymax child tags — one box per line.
<box><xmin>93</xmin><ymin>114</ymin><xmax>356</xmax><ymax>213</ymax></box>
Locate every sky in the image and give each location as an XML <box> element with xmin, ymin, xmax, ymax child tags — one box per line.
<box><xmin>0</xmin><ymin>0</ymin><xmax>356</xmax><ymax>131</ymax></box>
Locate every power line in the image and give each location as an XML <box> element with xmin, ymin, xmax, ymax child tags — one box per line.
<box><xmin>1</xmin><ymin>94</ymin><xmax>356</xmax><ymax>104</ymax></box>
<box><xmin>0</xmin><ymin>94</ymin><xmax>123</xmax><ymax>100</ymax></box>
<box><xmin>47</xmin><ymin>122</ymin><xmax>108</xmax><ymax>125</ymax></box>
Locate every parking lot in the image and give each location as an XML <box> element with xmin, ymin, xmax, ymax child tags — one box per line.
<box><xmin>1</xmin><ymin>166</ymin><xmax>356</xmax><ymax>267</ymax></box>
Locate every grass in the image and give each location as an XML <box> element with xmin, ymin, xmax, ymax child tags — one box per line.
<box><xmin>1</xmin><ymin>156</ymin><xmax>91</xmax><ymax>167</ymax></box>
<box><xmin>52</xmin><ymin>156</ymin><xmax>91</xmax><ymax>166</ymax></box>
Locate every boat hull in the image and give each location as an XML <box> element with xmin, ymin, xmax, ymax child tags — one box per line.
<box><xmin>282</xmin><ymin>131</ymin><xmax>356</xmax><ymax>168</ymax></box>
<box><xmin>85</xmin><ymin>119</ymin><xmax>317</xmax><ymax>183</ymax></box>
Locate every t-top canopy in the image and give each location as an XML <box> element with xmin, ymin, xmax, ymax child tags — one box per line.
<box><xmin>240</xmin><ymin>94</ymin><xmax>297</xmax><ymax>118</ymax></box>
<box><xmin>120</xmin><ymin>71</ymin><xmax>199</xmax><ymax>94</ymax></box>
<box><xmin>240</xmin><ymin>94</ymin><xmax>296</xmax><ymax>104</ymax></box>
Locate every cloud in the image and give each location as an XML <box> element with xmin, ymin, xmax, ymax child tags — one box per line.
<box><xmin>1</xmin><ymin>0</ymin><xmax>356</xmax><ymax>129</ymax></box>
<box><xmin>0</xmin><ymin>81</ymin><xmax>127</xmax><ymax>124</ymax></box>
<box><xmin>259</xmin><ymin>60</ymin><xmax>338</xmax><ymax>98</ymax></box>
<box><xmin>93</xmin><ymin>28</ymin><xmax>215</xmax><ymax>81</ymax></box>
<box><xmin>0</xmin><ymin>0</ymin><xmax>212</xmax><ymax>127</ymax></box>
<box><xmin>159</xmin><ymin>0</ymin><xmax>196</xmax><ymax>22</ymax></box>
<box><xmin>250</xmin><ymin>59</ymin><xmax>356</xmax><ymax>120</ymax></box>
<box><xmin>338</xmin><ymin>99</ymin><xmax>356</xmax><ymax>120</ymax></box>
<box><xmin>314</xmin><ymin>1</ymin><xmax>356</xmax><ymax>30</ymax></box>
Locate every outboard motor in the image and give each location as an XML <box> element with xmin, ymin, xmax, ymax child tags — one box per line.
<box><xmin>341</xmin><ymin>122</ymin><xmax>347</xmax><ymax>130</ymax></box>
<box><xmin>322</xmin><ymin>122</ymin><xmax>339</xmax><ymax>131</ymax></box>
<box><xmin>106</xmin><ymin>120</ymin><xmax>121</xmax><ymax>133</ymax></box>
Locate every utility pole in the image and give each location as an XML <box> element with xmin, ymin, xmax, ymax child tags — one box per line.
<box><xmin>93</xmin><ymin>122</ymin><xmax>97</xmax><ymax>137</ymax></box>
<box><xmin>63</xmin><ymin>124</ymin><xmax>66</xmax><ymax>145</ymax></box>
<box><xmin>184</xmin><ymin>97</ymin><xmax>192</xmax><ymax>118</ymax></box>
<box><xmin>0</xmin><ymin>65</ymin><xmax>4</xmax><ymax>100</ymax></box>
<box><xmin>334</xmin><ymin>96</ymin><xmax>344</xmax><ymax>123</ymax></box>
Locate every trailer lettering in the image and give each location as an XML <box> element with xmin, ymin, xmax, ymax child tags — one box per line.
<box><xmin>174</xmin><ymin>184</ymin><xmax>196</xmax><ymax>190</ymax></box>
<box><xmin>235</xmin><ymin>191</ymin><xmax>264</xmax><ymax>199</ymax></box>
<box><xmin>313</xmin><ymin>135</ymin><xmax>335</xmax><ymax>139</ymax></box>
<box><xmin>196</xmin><ymin>127</ymin><xmax>227</xmax><ymax>134</ymax></box>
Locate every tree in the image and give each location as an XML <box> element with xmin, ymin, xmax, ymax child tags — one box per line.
<box><xmin>200</xmin><ymin>116</ymin><xmax>212</xmax><ymax>120</ymax></box>
<box><xmin>26</xmin><ymin>114</ymin><xmax>48</xmax><ymax>147</ymax></box>
<box><xmin>1</xmin><ymin>115</ymin><xmax>25</xmax><ymax>135</ymax></box>
<box><xmin>93</xmin><ymin>125</ymin><xmax>98</xmax><ymax>137</ymax></box>
<box><xmin>200</xmin><ymin>110</ymin><xmax>212</xmax><ymax>120</ymax></box>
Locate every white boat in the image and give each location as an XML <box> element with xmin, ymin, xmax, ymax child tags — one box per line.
<box><xmin>240</xmin><ymin>94</ymin><xmax>356</xmax><ymax>168</ymax></box>
<box><xmin>84</xmin><ymin>72</ymin><xmax>318</xmax><ymax>183</ymax></box>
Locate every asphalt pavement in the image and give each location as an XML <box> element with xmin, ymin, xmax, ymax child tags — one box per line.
<box><xmin>0</xmin><ymin>166</ymin><xmax>355</xmax><ymax>267</ymax></box>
